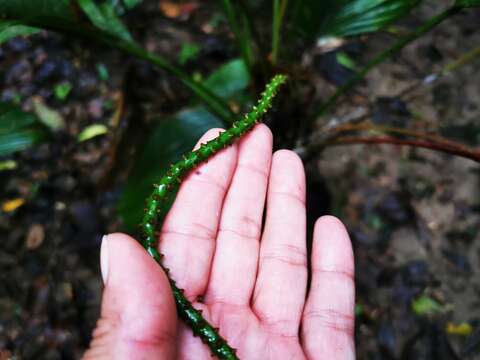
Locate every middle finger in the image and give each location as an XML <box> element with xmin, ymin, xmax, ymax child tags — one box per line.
<box><xmin>205</xmin><ymin>124</ymin><xmax>273</xmax><ymax>306</ymax></box>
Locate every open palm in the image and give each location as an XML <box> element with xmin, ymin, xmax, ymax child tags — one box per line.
<box><xmin>85</xmin><ymin>125</ymin><xmax>355</xmax><ymax>360</ymax></box>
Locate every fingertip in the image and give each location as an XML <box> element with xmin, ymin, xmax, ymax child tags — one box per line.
<box><xmin>271</xmin><ymin>149</ymin><xmax>306</xmax><ymax>202</ymax></box>
<box><xmin>273</xmin><ymin>148</ymin><xmax>302</xmax><ymax>163</ymax></box>
<box><xmin>314</xmin><ymin>215</ymin><xmax>348</xmax><ymax>236</ymax></box>
<box><xmin>87</xmin><ymin>233</ymin><xmax>178</xmax><ymax>359</ymax></box>
<box><xmin>194</xmin><ymin>128</ymin><xmax>226</xmax><ymax>150</ymax></box>
<box><xmin>247</xmin><ymin>123</ymin><xmax>273</xmax><ymax>147</ymax></box>
<box><xmin>103</xmin><ymin>232</ymin><xmax>170</xmax><ymax>293</ymax></box>
<box><xmin>312</xmin><ymin>215</ymin><xmax>354</xmax><ymax>276</ymax></box>
<box><xmin>272</xmin><ymin>149</ymin><xmax>305</xmax><ymax>177</ymax></box>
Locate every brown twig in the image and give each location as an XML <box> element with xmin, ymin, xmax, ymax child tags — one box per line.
<box><xmin>328</xmin><ymin>122</ymin><xmax>456</xmax><ymax>146</ymax></box>
<box><xmin>324</xmin><ymin>136</ymin><xmax>480</xmax><ymax>163</ymax></box>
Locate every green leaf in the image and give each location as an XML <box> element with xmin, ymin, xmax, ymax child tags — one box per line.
<box><xmin>354</xmin><ymin>303</ymin><xmax>364</xmax><ymax>317</ymax></box>
<box><xmin>0</xmin><ymin>0</ymin><xmax>75</xmax><ymax>22</ymax></box>
<box><xmin>54</xmin><ymin>82</ymin><xmax>73</xmax><ymax>101</ymax></box>
<box><xmin>77</xmin><ymin>0</ymin><xmax>133</xmax><ymax>42</ymax></box>
<box><xmin>178</xmin><ymin>42</ymin><xmax>201</xmax><ymax>65</ymax></box>
<box><xmin>96</xmin><ymin>63</ymin><xmax>110</xmax><ymax>81</ymax></box>
<box><xmin>411</xmin><ymin>295</ymin><xmax>447</xmax><ymax>316</ymax></box>
<box><xmin>78</xmin><ymin>124</ymin><xmax>108</xmax><ymax>142</ymax></box>
<box><xmin>123</xmin><ymin>0</ymin><xmax>143</xmax><ymax>10</ymax></box>
<box><xmin>0</xmin><ymin>21</ymin><xmax>40</xmax><ymax>45</ymax></box>
<box><xmin>292</xmin><ymin>0</ymin><xmax>422</xmax><ymax>40</ymax></box>
<box><xmin>0</xmin><ymin>102</ymin><xmax>47</xmax><ymax>156</ymax></box>
<box><xmin>0</xmin><ymin>102</ymin><xmax>37</xmax><ymax>132</ymax></box>
<box><xmin>118</xmin><ymin>107</ymin><xmax>222</xmax><ymax>230</ymax></box>
<box><xmin>0</xmin><ymin>0</ymin><xmax>133</xmax><ymax>42</ymax></box>
<box><xmin>32</xmin><ymin>97</ymin><xmax>65</xmax><ymax>131</ymax></box>
<box><xmin>0</xmin><ymin>129</ymin><xmax>46</xmax><ymax>156</ymax></box>
<box><xmin>204</xmin><ymin>59</ymin><xmax>250</xmax><ymax>99</ymax></box>
<box><xmin>455</xmin><ymin>0</ymin><xmax>480</xmax><ymax>7</ymax></box>
<box><xmin>0</xmin><ymin>160</ymin><xmax>17</xmax><ymax>171</ymax></box>
<box><xmin>336</xmin><ymin>51</ymin><xmax>358</xmax><ymax>70</ymax></box>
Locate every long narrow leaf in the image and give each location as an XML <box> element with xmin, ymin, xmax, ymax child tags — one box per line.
<box><xmin>221</xmin><ymin>0</ymin><xmax>254</xmax><ymax>71</ymax></box>
<box><xmin>0</xmin><ymin>129</ymin><xmax>46</xmax><ymax>156</ymax></box>
<box><xmin>0</xmin><ymin>102</ymin><xmax>37</xmax><ymax>133</ymax></box>
<box><xmin>455</xmin><ymin>0</ymin><xmax>480</xmax><ymax>6</ymax></box>
<box><xmin>123</xmin><ymin>0</ymin><xmax>143</xmax><ymax>10</ymax></box>
<box><xmin>0</xmin><ymin>21</ymin><xmax>40</xmax><ymax>45</ymax></box>
<box><xmin>291</xmin><ymin>0</ymin><xmax>422</xmax><ymax>40</ymax></box>
<box><xmin>0</xmin><ymin>0</ymin><xmax>76</xmax><ymax>24</ymax></box>
<box><xmin>0</xmin><ymin>102</ymin><xmax>47</xmax><ymax>156</ymax></box>
<box><xmin>77</xmin><ymin>0</ymin><xmax>133</xmax><ymax>41</ymax></box>
<box><xmin>204</xmin><ymin>59</ymin><xmax>250</xmax><ymax>99</ymax></box>
<box><xmin>322</xmin><ymin>0</ymin><xmax>422</xmax><ymax>37</ymax></box>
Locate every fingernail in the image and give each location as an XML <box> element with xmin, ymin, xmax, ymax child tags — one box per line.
<box><xmin>100</xmin><ymin>235</ymin><xmax>109</xmax><ymax>284</ymax></box>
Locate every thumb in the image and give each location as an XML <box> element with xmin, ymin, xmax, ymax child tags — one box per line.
<box><xmin>83</xmin><ymin>233</ymin><xmax>177</xmax><ymax>360</ymax></box>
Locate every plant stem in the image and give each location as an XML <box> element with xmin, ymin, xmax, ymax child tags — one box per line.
<box><xmin>221</xmin><ymin>0</ymin><xmax>254</xmax><ymax>72</ymax></box>
<box><xmin>114</xmin><ymin>40</ymin><xmax>236</xmax><ymax>125</ymax></box>
<box><xmin>441</xmin><ymin>45</ymin><xmax>480</xmax><ymax>75</ymax></box>
<box><xmin>395</xmin><ymin>45</ymin><xmax>480</xmax><ymax>101</ymax></box>
<box><xmin>272</xmin><ymin>0</ymin><xmax>288</xmax><ymax>66</ymax></box>
<box><xmin>301</xmin><ymin>122</ymin><xmax>480</xmax><ymax>164</ymax></box>
<box><xmin>329</xmin><ymin>123</ymin><xmax>449</xmax><ymax>144</ymax></box>
<box><xmin>324</xmin><ymin>136</ymin><xmax>480</xmax><ymax>163</ymax></box>
<box><xmin>146</xmin><ymin>248</ymin><xmax>239</xmax><ymax>360</ymax></box>
<box><xmin>315</xmin><ymin>5</ymin><xmax>462</xmax><ymax>117</ymax></box>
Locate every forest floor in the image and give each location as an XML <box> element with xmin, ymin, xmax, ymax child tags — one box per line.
<box><xmin>1</xmin><ymin>1</ymin><xmax>479</xmax><ymax>359</ymax></box>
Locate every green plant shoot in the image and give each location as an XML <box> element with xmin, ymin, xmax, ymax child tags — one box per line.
<box><xmin>140</xmin><ymin>74</ymin><xmax>288</xmax><ymax>359</ymax></box>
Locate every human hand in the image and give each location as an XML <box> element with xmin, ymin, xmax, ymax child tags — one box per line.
<box><xmin>84</xmin><ymin>125</ymin><xmax>355</xmax><ymax>359</ymax></box>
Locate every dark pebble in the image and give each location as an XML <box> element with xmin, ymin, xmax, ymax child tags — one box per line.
<box><xmin>442</xmin><ymin>249</ymin><xmax>471</xmax><ymax>273</ymax></box>
<box><xmin>35</xmin><ymin>58</ymin><xmax>76</xmax><ymax>83</ymax></box>
<box><xmin>314</xmin><ymin>50</ymin><xmax>356</xmax><ymax>86</ymax></box>
<box><xmin>201</xmin><ymin>36</ymin><xmax>233</xmax><ymax>61</ymax></box>
<box><xmin>372</xmin><ymin>97</ymin><xmax>411</xmax><ymax>128</ymax></box>
<box><xmin>7</xmin><ymin>37</ymin><xmax>31</xmax><ymax>53</ymax></box>
<box><xmin>376</xmin><ymin>192</ymin><xmax>413</xmax><ymax>225</ymax></box>
<box><xmin>70</xmin><ymin>202</ymin><xmax>99</xmax><ymax>232</ymax></box>
<box><xmin>75</xmin><ymin>71</ymin><xmax>99</xmax><ymax>98</ymax></box>
<box><xmin>377</xmin><ymin>322</ymin><xmax>397</xmax><ymax>357</ymax></box>
<box><xmin>418</xmin><ymin>44</ymin><xmax>444</xmax><ymax>63</ymax></box>
<box><xmin>5</xmin><ymin>60</ymin><xmax>33</xmax><ymax>85</ymax></box>
<box><xmin>402</xmin><ymin>260</ymin><xmax>430</xmax><ymax>287</ymax></box>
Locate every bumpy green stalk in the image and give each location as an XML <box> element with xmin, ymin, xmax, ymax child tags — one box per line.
<box><xmin>141</xmin><ymin>74</ymin><xmax>288</xmax><ymax>360</ymax></box>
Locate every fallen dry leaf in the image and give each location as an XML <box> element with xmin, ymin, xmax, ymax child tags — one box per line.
<box><xmin>0</xmin><ymin>350</ymin><xmax>13</xmax><ymax>360</ymax></box>
<box><xmin>2</xmin><ymin>198</ymin><xmax>25</xmax><ymax>212</ymax></box>
<box><xmin>446</xmin><ymin>322</ymin><xmax>473</xmax><ymax>336</ymax></box>
<box><xmin>159</xmin><ymin>1</ymin><xmax>199</xmax><ymax>18</ymax></box>
<box><xmin>26</xmin><ymin>223</ymin><xmax>45</xmax><ymax>250</ymax></box>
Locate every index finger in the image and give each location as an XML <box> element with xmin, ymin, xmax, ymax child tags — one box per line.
<box><xmin>159</xmin><ymin>128</ymin><xmax>238</xmax><ymax>300</ymax></box>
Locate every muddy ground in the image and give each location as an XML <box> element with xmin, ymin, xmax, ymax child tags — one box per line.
<box><xmin>1</xmin><ymin>1</ymin><xmax>479</xmax><ymax>359</ymax></box>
